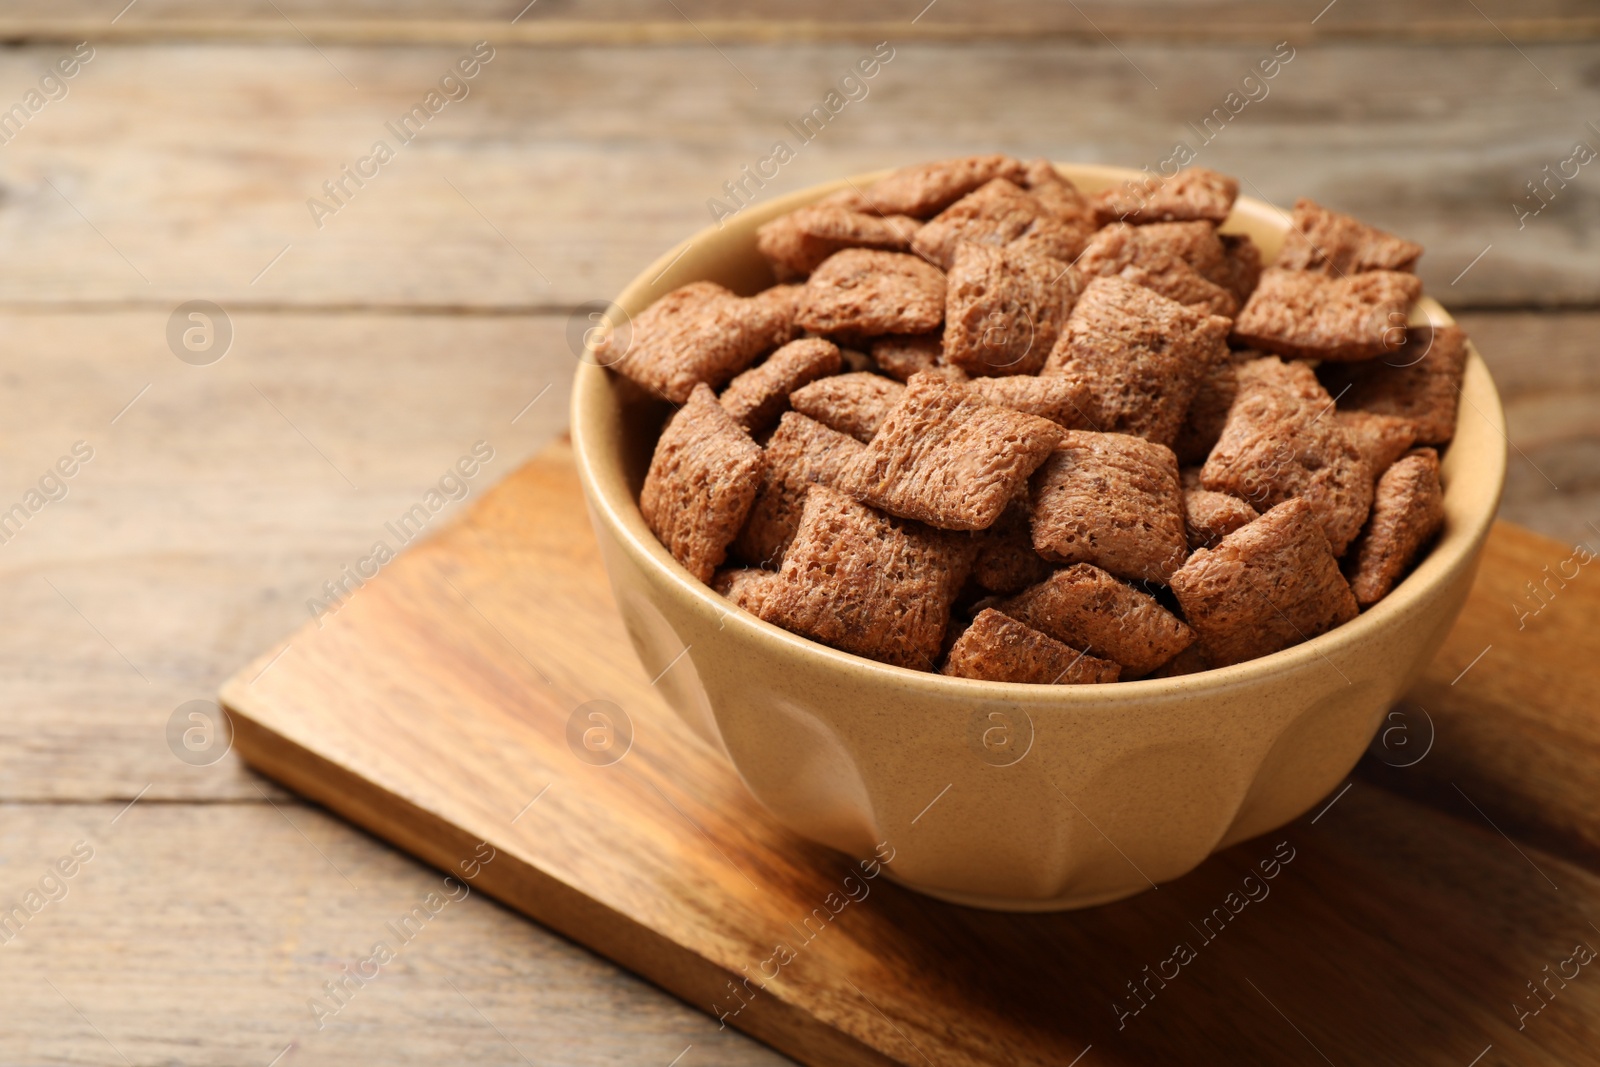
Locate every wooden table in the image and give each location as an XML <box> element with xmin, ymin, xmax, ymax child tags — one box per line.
<box><xmin>0</xmin><ymin>4</ymin><xmax>1595</xmax><ymax>1064</ymax></box>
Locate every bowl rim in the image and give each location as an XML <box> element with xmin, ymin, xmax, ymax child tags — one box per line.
<box><xmin>571</xmin><ymin>163</ymin><xmax>1508</xmax><ymax>704</ymax></box>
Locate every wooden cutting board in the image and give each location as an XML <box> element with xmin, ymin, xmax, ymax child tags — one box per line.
<box><xmin>221</xmin><ymin>439</ymin><xmax>1600</xmax><ymax>1066</ymax></box>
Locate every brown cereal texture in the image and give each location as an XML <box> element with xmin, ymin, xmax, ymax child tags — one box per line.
<box><xmin>1170</xmin><ymin>497</ymin><xmax>1360</xmax><ymax>667</ymax></box>
<box><xmin>1075</xmin><ymin>220</ymin><xmax>1235</xmax><ymax>295</ymax></box>
<box><xmin>963</xmin><ymin>374</ymin><xmax>1097</xmax><ymax>430</ymax></box>
<box><xmin>998</xmin><ymin>563</ymin><xmax>1195</xmax><ymax>677</ymax></box>
<box><xmin>1042</xmin><ymin>276</ymin><xmax>1231</xmax><ymax>448</ymax></box>
<box><xmin>1117</xmin><ymin>257</ymin><xmax>1238</xmax><ymax>317</ymax></box>
<box><xmin>756</xmin><ymin>205</ymin><xmax>921</xmax><ymax>281</ymax></box>
<box><xmin>718</xmin><ymin>338</ymin><xmax>842</xmax><ymax>433</ymax></box>
<box><xmin>762</xmin><ymin>485</ymin><xmax>972</xmax><ymax>670</ymax></box>
<box><xmin>861</xmin><ymin>154</ymin><xmax>1028</xmax><ymax>218</ymax></box>
<box><xmin>1021</xmin><ymin>159</ymin><xmax>1097</xmax><ymax>229</ymax></box>
<box><xmin>1346</xmin><ymin>448</ymin><xmax>1445</xmax><ymax>607</ymax></box>
<box><xmin>971</xmin><ymin>498</ymin><xmax>1054</xmax><ymax>594</ymax></box>
<box><xmin>1320</xmin><ymin>324</ymin><xmax>1468</xmax><ymax>445</ymax></box>
<box><xmin>1218</xmin><ymin>234</ymin><xmax>1264</xmax><ymax>304</ymax></box>
<box><xmin>1029</xmin><ymin>430</ymin><xmax>1189</xmax><ymax>584</ymax></box>
<box><xmin>735</xmin><ymin>413</ymin><xmax>865</xmax><ymax>567</ymax></box>
<box><xmin>1184</xmin><ymin>488</ymin><xmax>1260</xmax><ymax>550</ymax></box>
<box><xmin>911</xmin><ymin>179</ymin><xmax>1091</xmax><ymax>270</ymax></box>
<box><xmin>1335</xmin><ymin>410</ymin><xmax>1417</xmax><ymax>478</ymax></box>
<box><xmin>788</xmin><ymin>372</ymin><xmax>905</xmax><ymax>443</ymax></box>
<box><xmin>1172</xmin><ymin>357</ymin><xmax>1239</xmax><ymax>466</ymax></box>
<box><xmin>1092</xmin><ymin>167</ymin><xmax>1239</xmax><ymax>226</ymax></box>
<box><xmin>712</xmin><ymin>567</ymin><xmax>781</xmax><ymax>617</ymax></box>
<box><xmin>942</xmin><ymin>608</ymin><xmax>1121</xmax><ymax>685</ymax></box>
<box><xmin>797</xmin><ymin>249</ymin><xmax>947</xmax><ymax>337</ymax></box>
<box><xmin>943</xmin><ymin>243</ymin><xmax>1081</xmax><ymax>377</ymax></box>
<box><xmin>639</xmin><ymin>384</ymin><xmax>767</xmax><ymax>582</ymax></box>
<box><xmin>608</xmin><ymin>280</ymin><xmax>801</xmax><ymax>403</ymax></box>
<box><xmin>837</xmin><ymin>373</ymin><xmax>1066</xmax><ymax>531</ymax></box>
<box><xmin>1275</xmin><ymin>198</ymin><xmax>1423</xmax><ymax>276</ymax></box>
<box><xmin>1231</xmin><ymin>267</ymin><xmax>1423</xmax><ymax>362</ymax></box>
<box><xmin>870</xmin><ymin>333</ymin><xmax>966</xmax><ymax>383</ymax></box>
<box><xmin>1200</xmin><ymin>357</ymin><xmax>1373</xmax><ymax>555</ymax></box>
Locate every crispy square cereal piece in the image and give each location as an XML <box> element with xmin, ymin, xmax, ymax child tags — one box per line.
<box><xmin>1170</xmin><ymin>497</ymin><xmax>1359</xmax><ymax>666</ymax></box>
<box><xmin>639</xmin><ymin>384</ymin><xmax>766</xmax><ymax>582</ymax></box>
<box><xmin>788</xmin><ymin>372</ymin><xmax>905</xmax><ymax>442</ymax></box>
<box><xmin>718</xmin><ymin>338</ymin><xmax>842</xmax><ymax>433</ymax></box>
<box><xmin>1275</xmin><ymin>198</ymin><xmax>1423</xmax><ymax>276</ymax></box>
<box><xmin>943</xmin><ymin>243</ymin><xmax>1082</xmax><ymax>376</ymax></box>
<box><xmin>1029</xmin><ymin>430</ymin><xmax>1189</xmax><ymax>583</ymax></box>
<box><xmin>942</xmin><ymin>608</ymin><xmax>1120</xmax><ymax>684</ymax></box>
<box><xmin>1334</xmin><ymin>410</ymin><xmax>1417</xmax><ymax>478</ymax></box>
<box><xmin>1043</xmin><ymin>276</ymin><xmax>1231</xmax><ymax>447</ymax></box>
<box><xmin>1200</xmin><ymin>357</ymin><xmax>1373</xmax><ymax>555</ymax></box>
<box><xmin>762</xmin><ymin>486</ymin><xmax>972</xmax><ymax>670</ymax></box>
<box><xmin>1092</xmin><ymin>167</ymin><xmax>1238</xmax><ymax>226</ymax></box>
<box><xmin>1117</xmin><ymin>257</ymin><xmax>1238</xmax><ymax>317</ymax></box>
<box><xmin>609</xmin><ymin>281</ymin><xmax>801</xmax><ymax>403</ymax></box>
<box><xmin>1184</xmin><ymin>488</ymin><xmax>1260</xmax><ymax>550</ymax></box>
<box><xmin>1077</xmin><ymin>221</ymin><xmax>1236</xmax><ymax>293</ymax></box>
<box><xmin>837</xmin><ymin>373</ymin><xmax>1066</xmax><ymax>531</ymax></box>
<box><xmin>797</xmin><ymin>249</ymin><xmax>947</xmax><ymax>336</ymax></box>
<box><xmin>712</xmin><ymin>567</ymin><xmax>781</xmax><ymax>616</ymax></box>
<box><xmin>756</xmin><ymin>205</ymin><xmax>922</xmax><ymax>281</ymax></box>
<box><xmin>911</xmin><ymin>179</ymin><xmax>1092</xmax><ymax>269</ymax></box>
<box><xmin>1021</xmin><ymin>159</ymin><xmax>1097</xmax><ymax>229</ymax></box>
<box><xmin>998</xmin><ymin>564</ymin><xmax>1194</xmax><ymax>677</ymax></box>
<box><xmin>1231</xmin><ymin>267</ymin><xmax>1422</xmax><ymax>362</ymax></box>
<box><xmin>1218</xmin><ymin>233</ymin><xmax>1264</xmax><ymax>303</ymax></box>
<box><xmin>1173</xmin><ymin>356</ymin><xmax>1241</xmax><ymax>466</ymax></box>
<box><xmin>1320</xmin><ymin>324</ymin><xmax>1468</xmax><ymax>445</ymax></box>
<box><xmin>971</xmin><ymin>498</ymin><xmax>1054</xmax><ymax>594</ymax></box>
<box><xmin>964</xmin><ymin>374</ymin><xmax>1097</xmax><ymax>429</ymax></box>
<box><xmin>869</xmin><ymin>333</ymin><xmax>967</xmax><ymax>383</ymax></box>
<box><xmin>1346</xmin><ymin>448</ymin><xmax>1445</xmax><ymax>606</ymax></box>
<box><xmin>734</xmin><ymin>412</ymin><xmax>865</xmax><ymax>566</ymax></box>
<box><xmin>861</xmin><ymin>154</ymin><xmax>1028</xmax><ymax>218</ymax></box>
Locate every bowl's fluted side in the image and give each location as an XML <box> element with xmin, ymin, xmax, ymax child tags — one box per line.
<box><xmin>571</xmin><ymin>165</ymin><xmax>1507</xmax><ymax>910</ymax></box>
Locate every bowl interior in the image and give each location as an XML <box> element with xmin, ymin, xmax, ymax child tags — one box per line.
<box><xmin>571</xmin><ymin>164</ymin><xmax>1507</xmax><ymax>703</ymax></box>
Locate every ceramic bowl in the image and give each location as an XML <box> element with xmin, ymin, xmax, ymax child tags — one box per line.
<box><xmin>569</xmin><ymin>164</ymin><xmax>1506</xmax><ymax>910</ymax></box>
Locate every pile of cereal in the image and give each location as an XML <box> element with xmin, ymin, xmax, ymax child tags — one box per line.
<box><xmin>606</xmin><ymin>156</ymin><xmax>1460</xmax><ymax>682</ymax></box>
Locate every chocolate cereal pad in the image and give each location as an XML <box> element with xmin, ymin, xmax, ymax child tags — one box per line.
<box><xmin>620</xmin><ymin>156</ymin><xmax>1461</xmax><ymax>678</ymax></box>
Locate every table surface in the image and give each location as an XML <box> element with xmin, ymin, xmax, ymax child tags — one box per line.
<box><xmin>0</xmin><ymin>4</ymin><xmax>1595</xmax><ymax>1065</ymax></box>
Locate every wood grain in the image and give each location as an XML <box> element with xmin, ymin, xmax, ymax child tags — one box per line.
<box><xmin>0</xmin><ymin>801</ymin><xmax>790</xmax><ymax>1067</ymax></box>
<box><xmin>0</xmin><ymin>311</ymin><xmax>571</xmax><ymax>802</ymax></box>
<box><xmin>0</xmin><ymin>41</ymin><xmax>1593</xmax><ymax>310</ymax></box>
<box><xmin>1362</xmin><ymin>521</ymin><xmax>1600</xmax><ymax>872</ymax></box>
<box><xmin>220</xmin><ymin>441</ymin><xmax>1600</xmax><ymax>1066</ymax></box>
<box><xmin>7</xmin><ymin>0</ymin><xmax>1599</xmax><ymax>44</ymax></box>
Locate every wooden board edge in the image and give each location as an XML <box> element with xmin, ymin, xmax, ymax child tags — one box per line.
<box><xmin>218</xmin><ymin>686</ymin><xmax>899</xmax><ymax>1067</ymax></box>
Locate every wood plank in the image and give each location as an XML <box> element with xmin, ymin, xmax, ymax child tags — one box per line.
<box><xmin>6</xmin><ymin>0</ymin><xmax>1598</xmax><ymax>44</ymax></box>
<box><xmin>0</xmin><ymin>42</ymin><xmax>1592</xmax><ymax>310</ymax></box>
<box><xmin>0</xmin><ymin>308</ymin><xmax>1593</xmax><ymax>803</ymax></box>
<box><xmin>1454</xmin><ymin>310</ymin><xmax>1600</xmax><ymax>549</ymax></box>
<box><xmin>219</xmin><ymin>441</ymin><xmax>1600</xmax><ymax>1066</ymax></box>
<box><xmin>0</xmin><ymin>311</ymin><xmax>572</xmax><ymax>802</ymax></box>
<box><xmin>0</xmin><ymin>801</ymin><xmax>791</xmax><ymax>1066</ymax></box>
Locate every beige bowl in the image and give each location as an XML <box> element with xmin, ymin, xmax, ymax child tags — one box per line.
<box><xmin>570</xmin><ymin>164</ymin><xmax>1506</xmax><ymax>911</ymax></box>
